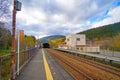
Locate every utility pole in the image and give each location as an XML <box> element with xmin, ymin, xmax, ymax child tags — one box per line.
<box><xmin>10</xmin><ymin>0</ymin><xmax>21</xmax><ymax>80</ymax></box>
<box><xmin>10</xmin><ymin>0</ymin><xmax>17</xmax><ymax>80</ymax></box>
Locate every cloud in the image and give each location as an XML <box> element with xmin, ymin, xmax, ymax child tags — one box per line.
<box><xmin>15</xmin><ymin>0</ymin><xmax>118</xmax><ymax>38</ymax></box>
<box><xmin>55</xmin><ymin>0</ymin><xmax>76</xmax><ymax>12</ymax></box>
<box><xmin>91</xmin><ymin>6</ymin><xmax>120</xmax><ymax>28</ymax></box>
<box><xmin>51</xmin><ymin>14</ymin><xmax>68</xmax><ymax>24</ymax></box>
<box><xmin>17</xmin><ymin>8</ymin><xmax>47</xmax><ymax>26</ymax></box>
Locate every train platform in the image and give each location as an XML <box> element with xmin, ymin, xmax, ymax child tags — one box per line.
<box><xmin>56</xmin><ymin>48</ymin><xmax>120</xmax><ymax>65</ymax></box>
<box><xmin>16</xmin><ymin>49</ymin><xmax>75</xmax><ymax>80</ymax></box>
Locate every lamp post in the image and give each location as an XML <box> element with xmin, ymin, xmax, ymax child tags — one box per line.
<box><xmin>10</xmin><ymin>0</ymin><xmax>21</xmax><ymax>80</ymax></box>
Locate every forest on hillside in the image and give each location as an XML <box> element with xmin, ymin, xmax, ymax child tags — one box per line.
<box><xmin>78</xmin><ymin>22</ymin><xmax>120</xmax><ymax>51</ymax></box>
<box><xmin>40</xmin><ymin>35</ymin><xmax>65</xmax><ymax>43</ymax></box>
<box><xmin>78</xmin><ymin>22</ymin><xmax>120</xmax><ymax>40</ymax></box>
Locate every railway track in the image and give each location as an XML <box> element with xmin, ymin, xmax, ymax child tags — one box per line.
<box><xmin>58</xmin><ymin>50</ymin><xmax>120</xmax><ymax>72</ymax></box>
<box><xmin>58</xmin><ymin>50</ymin><xmax>120</xmax><ymax>77</ymax></box>
<box><xmin>69</xmin><ymin>55</ymin><xmax>120</xmax><ymax>77</ymax></box>
<box><xmin>47</xmin><ymin>49</ymin><xmax>120</xmax><ymax>80</ymax></box>
<box><xmin>47</xmin><ymin>49</ymin><xmax>100</xmax><ymax>80</ymax></box>
<box><xmin>49</xmin><ymin>51</ymin><xmax>95</xmax><ymax>80</ymax></box>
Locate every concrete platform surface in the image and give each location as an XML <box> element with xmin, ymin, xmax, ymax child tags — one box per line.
<box><xmin>16</xmin><ymin>49</ymin><xmax>75</xmax><ymax>80</ymax></box>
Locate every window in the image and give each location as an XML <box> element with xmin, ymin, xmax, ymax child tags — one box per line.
<box><xmin>81</xmin><ymin>48</ymin><xmax>83</xmax><ymax>50</ymax></box>
<box><xmin>76</xmin><ymin>38</ymin><xmax>80</xmax><ymax>41</ymax></box>
<box><xmin>67</xmin><ymin>39</ymin><xmax>69</xmax><ymax>41</ymax></box>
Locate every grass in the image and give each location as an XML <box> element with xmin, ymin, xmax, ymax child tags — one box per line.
<box><xmin>0</xmin><ymin>49</ymin><xmax>13</xmax><ymax>80</ymax></box>
<box><xmin>1</xmin><ymin>56</ymin><xmax>11</xmax><ymax>80</ymax></box>
<box><xmin>0</xmin><ymin>49</ymin><xmax>11</xmax><ymax>56</ymax></box>
<box><xmin>0</xmin><ymin>48</ymin><xmax>36</xmax><ymax>80</ymax></box>
<box><xmin>0</xmin><ymin>49</ymin><xmax>11</xmax><ymax>79</ymax></box>
<box><xmin>112</xmin><ymin>61</ymin><xmax>120</xmax><ymax>68</ymax></box>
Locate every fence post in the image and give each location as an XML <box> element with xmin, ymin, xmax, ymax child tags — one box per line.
<box><xmin>0</xmin><ymin>57</ymin><xmax>2</xmax><ymax>80</ymax></box>
<box><xmin>93</xmin><ymin>57</ymin><xmax>96</xmax><ymax>61</ymax></box>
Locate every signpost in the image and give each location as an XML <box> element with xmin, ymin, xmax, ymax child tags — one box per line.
<box><xmin>10</xmin><ymin>0</ymin><xmax>21</xmax><ymax>80</ymax></box>
<box><xmin>17</xmin><ymin>31</ymin><xmax>20</xmax><ymax>75</ymax></box>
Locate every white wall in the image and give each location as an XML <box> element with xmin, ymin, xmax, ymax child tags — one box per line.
<box><xmin>66</xmin><ymin>34</ymin><xmax>86</xmax><ymax>50</ymax></box>
<box><xmin>72</xmin><ymin>34</ymin><xmax>86</xmax><ymax>46</ymax></box>
<box><xmin>78</xmin><ymin>46</ymin><xmax>100</xmax><ymax>53</ymax></box>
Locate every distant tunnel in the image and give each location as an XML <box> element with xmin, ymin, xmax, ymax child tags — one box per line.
<box><xmin>42</xmin><ymin>43</ymin><xmax>50</xmax><ymax>48</ymax></box>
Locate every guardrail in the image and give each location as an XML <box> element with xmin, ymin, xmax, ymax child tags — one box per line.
<box><xmin>0</xmin><ymin>48</ymin><xmax>38</xmax><ymax>80</ymax></box>
<box><xmin>56</xmin><ymin>48</ymin><xmax>120</xmax><ymax>65</ymax></box>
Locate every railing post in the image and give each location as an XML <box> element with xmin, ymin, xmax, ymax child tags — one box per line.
<box><xmin>0</xmin><ymin>57</ymin><xmax>2</xmax><ymax>80</ymax></box>
<box><xmin>28</xmin><ymin>50</ymin><xmax>29</xmax><ymax>59</ymax></box>
<box><xmin>110</xmin><ymin>60</ymin><xmax>112</xmax><ymax>65</ymax></box>
<box><xmin>93</xmin><ymin>57</ymin><xmax>96</xmax><ymax>61</ymax></box>
<box><xmin>24</xmin><ymin>51</ymin><xmax>26</xmax><ymax>63</ymax></box>
<box><xmin>27</xmin><ymin>50</ymin><xmax>28</xmax><ymax>60</ymax></box>
<box><xmin>23</xmin><ymin>52</ymin><xmax>25</xmax><ymax>63</ymax></box>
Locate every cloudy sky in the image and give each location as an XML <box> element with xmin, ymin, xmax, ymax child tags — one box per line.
<box><xmin>13</xmin><ymin>0</ymin><xmax>120</xmax><ymax>38</ymax></box>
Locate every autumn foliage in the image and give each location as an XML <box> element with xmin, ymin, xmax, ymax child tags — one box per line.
<box><xmin>48</xmin><ymin>38</ymin><xmax>65</xmax><ymax>48</ymax></box>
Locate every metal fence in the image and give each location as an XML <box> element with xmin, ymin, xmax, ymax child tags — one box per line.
<box><xmin>0</xmin><ymin>48</ymin><xmax>38</xmax><ymax>80</ymax></box>
<box><xmin>100</xmin><ymin>50</ymin><xmax>120</xmax><ymax>58</ymax></box>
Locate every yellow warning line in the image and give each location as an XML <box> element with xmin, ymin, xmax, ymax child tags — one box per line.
<box><xmin>42</xmin><ymin>49</ymin><xmax>53</xmax><ymax>80</ymax></box>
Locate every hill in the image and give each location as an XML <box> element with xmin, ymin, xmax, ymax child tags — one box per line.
<box><xmin>40</xmin><ymin>35</ymin><xmax>65</xmax><ymax>43</ymax></box>
<box><xmin>78</xmin><ymin>22</ymin><xmax>120</xmax><ymax>40</ymax></box>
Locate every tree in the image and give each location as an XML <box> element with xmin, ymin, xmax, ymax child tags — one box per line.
<box><xmin>48</xmin><ymin>38</ymin><xmax>65</xmax><ymax>48</ymax></box>
<box><xmin>0</xmin><ymin>0</ymin><xmax>11</xmax><ymax>50</ymax></box>
<box><xmin>113</xmin><ymin>33</ymin><xmax>120</xmax><ymax>50</ymax></box>
<box><xmin>101</xmin><ymin>33</ymin><xmax>120</xmax><ymax>51</ymax></box>
<box><xmin>0</xmin><ymin>23</ymin><xmax>11</xmax><ymax>49</ymax></box>
<box><xmin>24</xmin><ymin>36</ymin><xmax>36</xmax><ymax>49</ymax></box>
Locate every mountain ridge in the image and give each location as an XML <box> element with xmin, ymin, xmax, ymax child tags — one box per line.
<box><xmin>77</xmin><ymin>22</ymin><xmax>120</xmax><ymax>40</ymax></box>
<box><xmin>40</xmin><ymin>35</ymin><xmax>65</xmax><ymax>43</ymax></box>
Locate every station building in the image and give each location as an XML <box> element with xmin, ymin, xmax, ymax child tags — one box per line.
<box><xmin>66</xmin><ymin>34</ymin><xmax>86</xmax><ymax>50</ymax></box>
<box><xmin>59</xmin><ymin>34</ymin><xmax>100</xmax><ymax>53</ymax></box>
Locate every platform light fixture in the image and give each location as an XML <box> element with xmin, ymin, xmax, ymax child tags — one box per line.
<box><xmin>16</xmin><ymin>0</ymin><xmax>22</xmax><ymax>11</ymax></box>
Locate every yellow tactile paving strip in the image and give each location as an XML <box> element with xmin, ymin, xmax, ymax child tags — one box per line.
<box><xmin>42</xmin><ymin>48</ymin><xmax>54</xmax><ymax>80</ymax></box>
